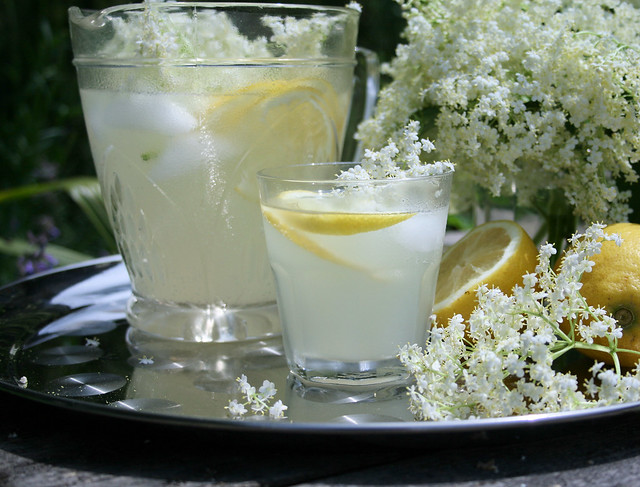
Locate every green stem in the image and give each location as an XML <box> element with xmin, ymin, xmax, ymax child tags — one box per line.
<box><xmin>533</xmin><ymin>188</ymin><xmax>577</xmax><ymax>262</ymax></box>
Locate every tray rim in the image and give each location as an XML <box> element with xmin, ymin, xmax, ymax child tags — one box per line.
<box><xmin>1</xmin><ymin>255</ymin><xmax>640</xmax><ymax>438</ymax></box>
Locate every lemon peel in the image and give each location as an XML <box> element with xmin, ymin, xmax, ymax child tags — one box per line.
<box><xmin>564</xmin><ymin>222</ymin><xmax>640</xmax><ymax>368</ymax></box>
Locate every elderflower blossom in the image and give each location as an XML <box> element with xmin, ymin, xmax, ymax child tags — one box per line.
<box><xmin>138</xmin><ymin>355</ymin><xmax>154</xmax><ymax>365</ymax></box>
<box><xmin>357</xmin><ymin>0</ymin><xmax>640</xmax><ymax>222</ymax></box>
<box><xmin>82</xmin><ymin>1</ymin><xmax>358</xmax><ymax>62</ymax></box>
<box><xmin>263</xmin><ymin>13</ymin><xmax>335</xmax><ymax>59</ymax></box>
<box><xmin>225</xmin><ymin>375</ymin><xmax>288</xmax><ymax>420</ymax></box>
<box><xmin>338</xmin><ymin>120</ymin><xmax>454</xmax><ymax>180</ymax></box>
<box><xmin>103</xmin><ymin>4</ymin><xmax>269</xmax><ymax>60</ymax></box>
<box><xmin>400</xmin><ymin>223</ymin><xmax>640</xmax><ymax>420</ymax></box>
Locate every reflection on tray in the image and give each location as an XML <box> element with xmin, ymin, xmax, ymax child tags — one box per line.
<box><xmin>3</xmin><ymin>257</ymin><xmax>640</xmax><ymax>437</ymax></box>
<box><xmin>3</xmin><ymin>258</ymin><xmax>413</xmax><ymax>424</ymax></box>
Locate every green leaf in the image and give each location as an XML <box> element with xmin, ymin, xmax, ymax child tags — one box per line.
<box><xmin>0</xmin><ymin>177</ymin><xmax>118</xmax><ymax>254</ymax></box>
<box><xmin>0</xmin><ymin>177</ymin><xmax>92</xmax><ymax>203</ymax></box>
<box><xmin>447</xmin><ymin>213</ymin><xmax>474</xmax><ymax>230</ymax></box>
<box><xmin>66</xmin><ymin>180</ymin><xmax>118</xmax><ymax>253</ymax></box>
<box><xmin>0</xmin><ymin>238</ymin><xmax>92</xmax><ymax>266</ymax></box>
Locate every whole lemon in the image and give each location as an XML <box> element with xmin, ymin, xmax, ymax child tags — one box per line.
<box><xmin>572</xmin><ymin>223</ymin><xmax>640</xmax><ymax>368</ymax></box>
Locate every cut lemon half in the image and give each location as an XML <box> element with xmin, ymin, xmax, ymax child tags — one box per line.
<box><xmin>433</xmin><ymin>220</ymin><xmax>538</xmax><ymax>327</ymax></box>
<box><xmin>262</xmin><ymin>206</ymin><xmax>415</xmax><ymax>266</ymax></box>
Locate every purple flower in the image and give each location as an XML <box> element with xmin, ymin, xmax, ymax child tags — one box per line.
<box><xmin>16</xmin><ymin>216</ymin><xmax>60</xmax><ymax>277</ymax></box>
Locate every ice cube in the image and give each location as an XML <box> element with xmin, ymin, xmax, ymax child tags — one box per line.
<box><xmin>393</xmin><ymin>210</ymin><xmax>448</xmax><ymax>253</ymax></box>
<box><xmin>148</xmin><ymin>132</ymin><xmax>208</xmax><ymax>181</ymax></box>
<box><xmin>103</xmin><ymin>94</ymin><xmax>197</xmax><ymax>135</ymax></box>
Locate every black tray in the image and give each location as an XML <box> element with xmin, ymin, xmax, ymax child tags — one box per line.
<box><xmin>1</xmin><ymin>256</ymin><xmax>639</xmax><ymax>446</ymax></box>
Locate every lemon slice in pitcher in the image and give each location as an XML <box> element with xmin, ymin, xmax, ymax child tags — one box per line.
<box><xmin>202</xmin><ymin>78</ymin><xmax>344</xmax><ymax>203</ymax></box>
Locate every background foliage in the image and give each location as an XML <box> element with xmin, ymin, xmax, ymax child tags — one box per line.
<box><xmin>3</xmin><ymin>0</ymin><xmax>638</xmax><ymax>287</ymax></box>
<box><xmin>0</xmin><ymin>0</ymin><xmax>404</xmax><ymax>286</ymax></box>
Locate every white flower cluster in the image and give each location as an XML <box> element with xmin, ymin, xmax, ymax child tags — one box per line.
<box><xmin>100</xmin><ymin>1</ymin><xmax>359</xmax><ymax>62</ymax></box>
<box><xmin>226</xmin><ymin>375</ymin><xmax>288</xmax><ymax>420</ymax></box>
<box><xmin>399</xmin><ymin>223</ymin><xmax>640</xmax><ymax>420</ymax></box>
<box><xmin>357</xmin><ymin>0</ymin><xmax>640</xmax><ymax>222</ymax></box>
<box><xmin>263</xmin><ymin>14</ymin><xmax>334</xmax><ymax>59</ymax></box>
<box><xmin>106</xmin><ymin>4</ymin><xmax>269</xmax><ymax>60</ymax></box>
<box><xmin>339</xmin><ymin>120</ymin><xmax>454</xmax><ymax>180</ymax></box>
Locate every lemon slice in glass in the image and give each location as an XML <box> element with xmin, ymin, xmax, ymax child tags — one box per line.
<box><xmin>262</xmin><ymin>205</ymin><xmax>415</xmax><ymax>267</ymax></box>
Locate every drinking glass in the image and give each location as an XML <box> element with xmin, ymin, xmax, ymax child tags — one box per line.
<box><xmin>257</xmin><ymin>163</ymin><xmax>453</xmax><ymax>388</ymax></box>
<box><xmin>68</xmin><ymin>3</ymin><xmax>377</xmax><ymax>343</ymax></box>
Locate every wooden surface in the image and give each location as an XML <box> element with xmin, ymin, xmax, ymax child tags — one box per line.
<box><xmin>3</xmin><ymin>389</ymin><xmax>640</xmax><ymax>486</ymax></box>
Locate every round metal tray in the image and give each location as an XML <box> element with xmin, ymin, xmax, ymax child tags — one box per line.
<box><xmin>1</xmin><ymin>256</ymin><xmax>639</xmax><ymax>446</ymax></box>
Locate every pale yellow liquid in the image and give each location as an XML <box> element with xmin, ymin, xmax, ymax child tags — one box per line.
<box><xmin>261</xmin><ymin>194</ymin><xmax>448</xmax><ymax>376</ymax></box>
<box><xmin>79</xmin><ymin>65</ymin><xmax>353</xmax><ymax>328</ymax></box>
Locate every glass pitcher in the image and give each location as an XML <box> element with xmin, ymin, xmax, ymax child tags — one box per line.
<box><xmin>68</xmin><ymin>2</ymin><xmax>378</xmax><ymax>343</ymax></box>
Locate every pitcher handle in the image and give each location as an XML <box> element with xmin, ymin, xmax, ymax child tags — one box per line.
<box><xmin>341</xmin><ymin>46</ymin><xmax>380</xmax><ymax>162</ymax></box>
